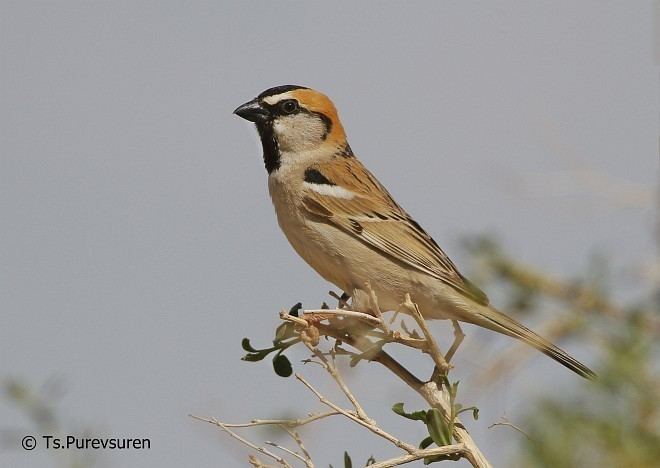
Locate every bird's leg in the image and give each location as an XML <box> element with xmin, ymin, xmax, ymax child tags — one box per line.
<box><xmin>444</xmin><ymin>320</ymin><xmax>465</xmax><ymax>364</ymax></box>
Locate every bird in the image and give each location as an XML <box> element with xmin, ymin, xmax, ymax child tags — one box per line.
<box><xmin>233</xmin><ymin>85</ymin><xmax>595</xmax><ymax>379</ymax></box>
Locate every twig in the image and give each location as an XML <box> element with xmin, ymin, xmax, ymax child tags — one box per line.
<box><xmin>280</xmin><ymin>426</ymin><xmax>314</xmax><ymax>468</ymax></box>
<box><xmin>265</xmin><ymin>441</ymin><xmax>309</xmax><ymax>465</ymax></box>
<box><xmin>295</xmin><ymin>373</ymin><xmax>417</xmax><ymax>454</ymax></box>
<box><xmin>303</xmin><ymin>342</ymin><xmax>371</xmax><ymax>422</ymax></box>
<box><xmin>248</xmin><ymin>455</ymin><xmax>274</xmax><ymax>468</ymax></box>
<box><xmin>488</xmin><ymin>417</ymin><xmax>532</xmax><ymax>440</ymax></box>
<box><xmin>222</xmin><ymin>411</ymin><xmax>340</xmax><ymax>428</ymax></box>
<box><xmin>365</xmin><ymin>281</ymin><xmax>390</xmax><ymax>333</ymax></box>
<box><xmin>365</xmin><ymin>329</ymin><xmax>428</xmax><ymax>350</ymax></box>
<box><xmin>401</xmin><ymin>294</ymin><xmax>450</xmax><ymax>375</ymax></box>
<box><xmin>220</xmin><ymin>293</ymin><xmax>492</xmax><ymax>467</ymax></box>
<box><xmin>289</xmin><ymin>308</ymin><xmax>429</xmax><ymax>354</ymax></box>
<box><xmin>416</xmin><ymin>381</ymin><xmax>492</xmax><ymax>468</ymax></box>
<box><xmin>302</xmin><ymin>309</ymin><xmax>382</xmax><ymax>328</ymax></box>
<box><xmin>189</xmin><ymin>414</ymin><xmax>293</xmax><ymax>468</ymax></box>
<box><xmin>368</xmin><ymin>443</ymin><xmax>467</xmax><ymax>468</ymax></box>
<box><xmin>445</xmin><ymin>320</ymin><xmax>465</xmax><ymax>363</ymax></box>
<box><xmin>311</xmin><ymin>322</ymin><xmax>491</xmax><ymax>467</ymax></box>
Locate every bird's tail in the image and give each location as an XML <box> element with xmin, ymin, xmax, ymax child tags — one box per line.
<box><xmin>471</xmin><ymin>305</ymin><xmax>596</xmax><ymax>380</ymax></box>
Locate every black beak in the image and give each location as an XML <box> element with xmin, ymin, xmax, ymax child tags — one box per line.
<box><xmin>233</xmin><ymin>98</ymin><xmax>271</xmax><ymax>123</ymax></box>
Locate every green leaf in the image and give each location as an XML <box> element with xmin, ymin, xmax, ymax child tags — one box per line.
<box><xmin>365</xmin><ymin>455</ymin><xmax>376</xmax><ymax>465</ymax></box>
<box><xmin>344</xmin><ymin>451</ymin><xmax>352</xmax><ymax>468</ymax></box>
<box><xmin>457</xmin><ymin>406</ymin><xmax>480</xmax><ymax>421</ymax></box>
<box><xmin>392</xmin><ymin>402</ymin><xmax>427</xmax><ymax>421</ymax></box>
<box><xmin>419</xmin><ymin>436</ymin><xmax>434</xmax><ymax>449</ymax></box>
<box><xmin>272</xmin><ymin>354</ymin><xmax>293</xmax><ymax>378</ymax></box>
<box><xmin>241</xmin><ymin>337</ymin><xmax>258</xmax><ymax>352</ymax></box>
<box><xmin>424</xmin><ymin>454</ymin><xmax>458</xmax><ymax>465</ymax></box>
<box><xmin>426</xmin><ymin>408</ymin><xmax>451</xmax><ymax>446</ymax></box>
<box><xmin>289</xmin><ymin>302</ymin><xmax>302</xmax><ymax>317</ymax></box>
<box><xmin>242</xmin><ymin>351</ymin><xmax>269</xmax><ymax>362</ymax></box>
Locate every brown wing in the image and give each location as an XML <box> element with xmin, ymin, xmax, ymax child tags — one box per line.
<box><xmin>301</xmin><ymin>157</ymin><xmax>489</xmax><ymax>306</ymax></box>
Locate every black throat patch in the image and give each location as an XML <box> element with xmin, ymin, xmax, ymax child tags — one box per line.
<box><xmin>256</xmin><ymin>123</ymin><xmax>280</xmax><ymax>174</ymax></box>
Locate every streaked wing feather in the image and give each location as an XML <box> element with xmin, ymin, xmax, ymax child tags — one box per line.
<box><xmin>301</xmin><ymin>158</ymin><xmax>489</xmax><ymax>306</ymax></box>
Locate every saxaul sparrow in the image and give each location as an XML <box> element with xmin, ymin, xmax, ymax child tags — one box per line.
<box><xmin>233</xmin><ymin>85</ymin><xmax>595</xmax><ymax>379</ymax></box>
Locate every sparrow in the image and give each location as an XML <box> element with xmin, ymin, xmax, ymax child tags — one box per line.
<box><xmin>233</xmin><ymin>85</ymin><xmax>595</xmax><ymax>379</ymax></box>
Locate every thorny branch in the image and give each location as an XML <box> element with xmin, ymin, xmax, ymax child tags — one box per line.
<box><xmin>193</xmin><ymin>284</ymin><xmax>492</xmax><ymax>467</ymax></box>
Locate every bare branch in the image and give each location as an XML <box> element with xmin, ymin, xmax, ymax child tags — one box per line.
<box><xmin>189</xmin><ymin>415</ymin><xmax>293</xmax><ymax>468</ymax></box>
<box><xmin>303</xmin><ymin>342</ymin><xmax>371</xmax><ymax>422</ymax></box>
<box><xmin>203</xmin><ymin>292</ymin><xmax>492</xmax><ymax>467</ymax></box>
<box><xmin>445</xmin><ymin>320</ymin><xmax>465</xmax><ymax>363</ymax></box>
<box><xmin>401</xmin><ymin>294</ymin><xmax>450</xmax><ymax>375</ymax></box>
<box><xmin>310</xmin><ymin>321</ymin><xmax>490</xmax><ymax>467</ymax></box>
<box><xmin>488</xmin><ymin>417</ymin><xmax>532</xmax><ymax>440</ymax></box>
<box><xmin>368</xmin><ymin>443</ymin><xmax>467</xmax><ymax>468</ymax></box>
<box><xmin>265</xmin><ymin>440</ymin><xmax>309</xmax><ymax>465</ymax></box>
<box><xmin>222</xmin><ymin>411</ymin><xmax>340</xmax><ymax>429</ymax></box>
<box><xmin>280</xmin><ymin>426</ymin><xmax>314</xmax><ymax>468</ymax></box>
<box><xmin>365</xmin><ymin>280</ymin><xmax>390</xmax><ymax>334</ymax></box>
<box><xmin>302</xmin><ymin>309</ymin><xmax>382</xmax><ymax>328</ymax></box>
<box><xmin>295</xmin><ymin>373</ymin><xmax>417</xmax><ymax>454</ymax></box>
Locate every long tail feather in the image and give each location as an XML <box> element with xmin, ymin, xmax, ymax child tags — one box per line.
<box><xmin>474</xmin><ymin>306</ymin><xmax>596</xmax><ymax>380</ymax></box>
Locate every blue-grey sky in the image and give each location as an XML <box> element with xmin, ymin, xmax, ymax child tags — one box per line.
<box><xmin>1</xmin><ymin>1</ymin><xmax>657</xmax><ymax>467</ymax></box>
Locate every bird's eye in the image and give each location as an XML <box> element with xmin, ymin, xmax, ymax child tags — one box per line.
<box><xmin>279</xmin><ymin>99</ymin><xmax>299</xmax><ymax>114</ymax></box>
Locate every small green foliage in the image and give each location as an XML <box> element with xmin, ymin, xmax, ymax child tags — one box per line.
<box><xmin>272</xmin><ymin>353</ymin><xmax>292</xmax><ymax>378</ymax></box>
<box><xmin>419</xmin><ymin>436</ymin><xmax>433</xmax><ymax>449</ymax></box>
<box><xmin>330</xmin><ymin>451</ymin><xmax>374</xmax><ymax>467</ymax></box>
<box><xmin>241</xmin><ymin>351</ymin><xmax>270</xmax><ymax>362</ymax></box>
<box><xmin>426</xmin><ymin>408</ymin><xmax>451</xmax><ymax>446</ymax></box>
<box><xmin>392</xmin><ymin>381</ymin><xmax>479</xmax><ymax>464</ymax></box>
<box><xmin>391</xmin><ymin>402</ymin><xmax>427</xmax><ymax>421</ymax></box>
<box><xmin>456</xmin><ymin>405</ymin><xmax>479</xmax><ymax>420</ymax></box>
<box><xmin>240</xmin><ymin>302</ymin><xmax>302</xmax><ymax>377</ymax></box>
<box><xmin>241</xmin><ymin>337</ymin><xmax>258</xmax><ymax>353</ymax></box>
<box><xmin>343</xmin><ymin>451</ymin><xmax>352</xmax><ymax>468</ymax></box>
<box><xmin>289</xmin><ymin>302</ymin><xmax>302</xmax><ymax>317</ymax></box>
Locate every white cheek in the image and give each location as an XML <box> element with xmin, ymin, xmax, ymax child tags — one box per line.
<box><xmin>274</xmin><ymin>115</ymin><xmax>325</xmax><ymax>152</ymax></box>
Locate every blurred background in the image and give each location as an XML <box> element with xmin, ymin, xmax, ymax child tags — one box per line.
<box><xmin>1</xmin><ymin>1</ymin><xmax>657</xmax><ymax>467</ymax></box>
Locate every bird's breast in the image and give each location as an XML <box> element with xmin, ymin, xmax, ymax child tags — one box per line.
<box><xmin>267</xmin><ymin>176</ymin><xmax>351</xmax><ymax>289</ymax></box>
<box><xmin>265</xmin><ymin>174</ymin><xmax>464</xmax><ymax>317</ymax></box>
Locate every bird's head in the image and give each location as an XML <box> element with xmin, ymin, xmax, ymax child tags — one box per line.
<box><xmin>234</xmin><ymin>85</ymin><xmax>351</xmax><ymax>173</ymax></box>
